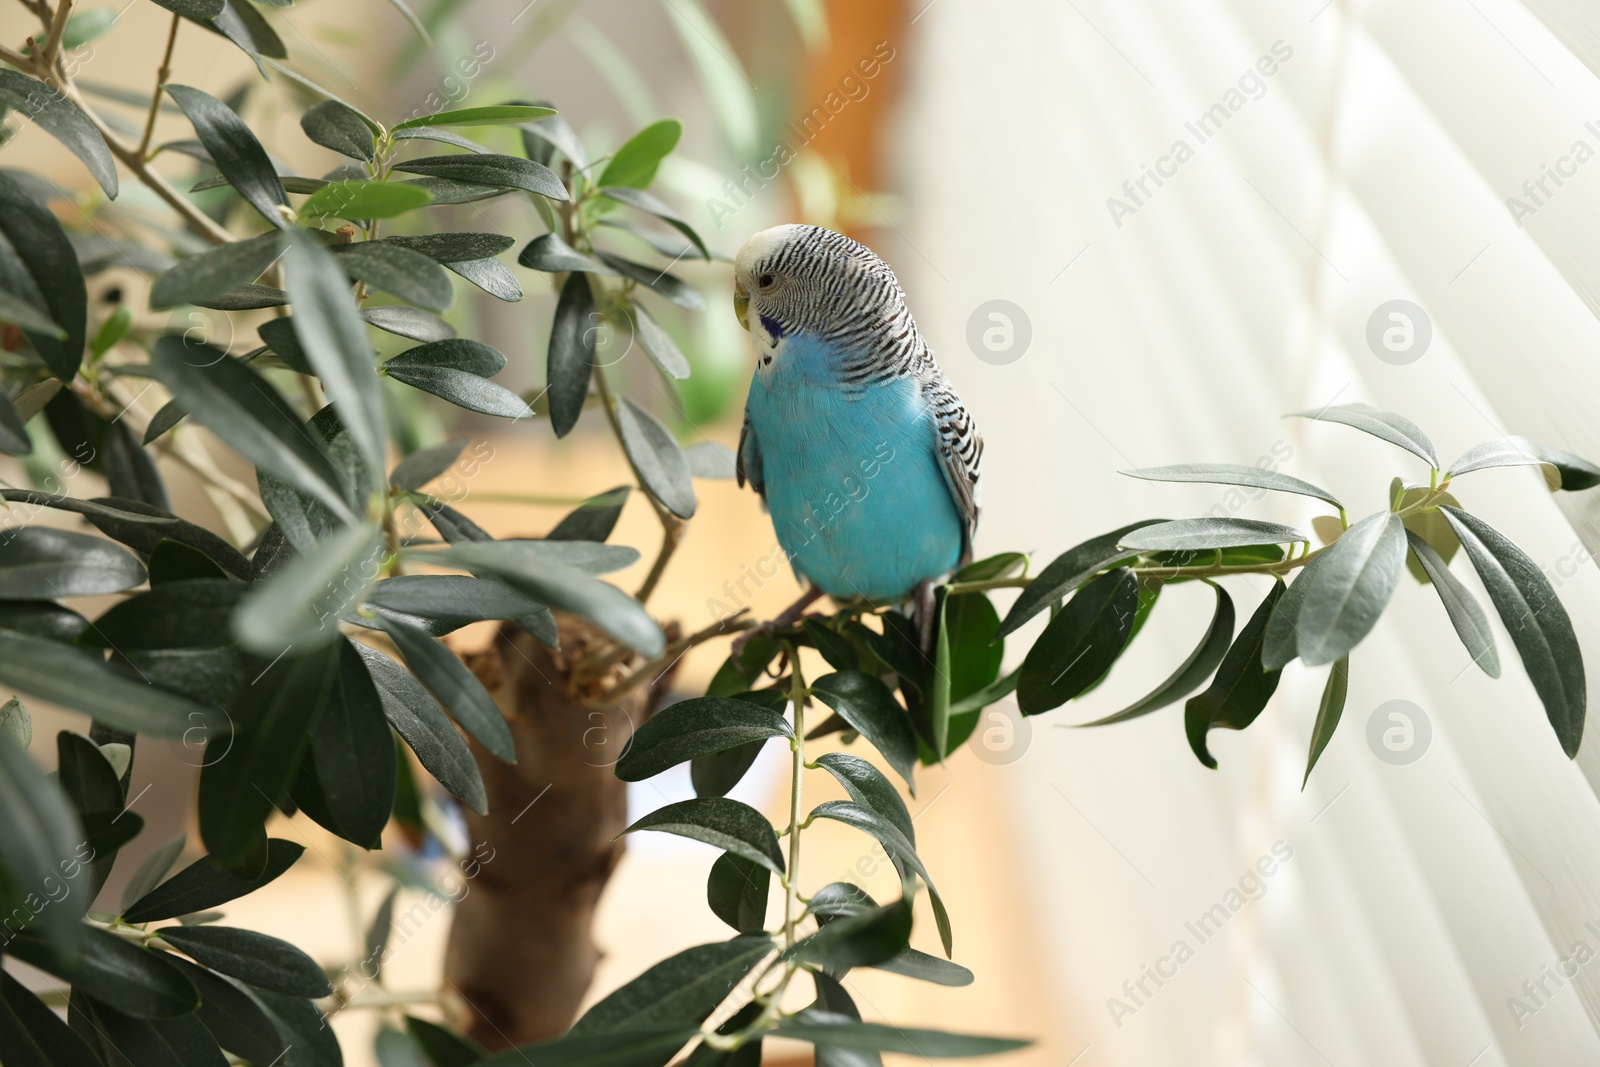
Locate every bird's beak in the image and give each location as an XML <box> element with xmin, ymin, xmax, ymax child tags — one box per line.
<box><xmin>733</xmin><ymin>281</ymin><xmax>749</xmax><ymax>331</ymax></box>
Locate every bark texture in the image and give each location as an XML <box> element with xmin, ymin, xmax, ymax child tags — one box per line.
<box><xmin>441</xmin><ymin>615</ymin><xmax>672</xmax><ymax>1048</ymax></box>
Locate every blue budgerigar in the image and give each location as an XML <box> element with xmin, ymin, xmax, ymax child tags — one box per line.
<box><xmin>732</xmin><ymin>224</ymin><xmax>983</xmax><ymax>646</ymax></box>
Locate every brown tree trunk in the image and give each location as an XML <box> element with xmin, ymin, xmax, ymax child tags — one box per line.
<box><xmin>442</xmin><ymin>615</ymin><xmax>671</xmax><ymax>1048</ymax></box>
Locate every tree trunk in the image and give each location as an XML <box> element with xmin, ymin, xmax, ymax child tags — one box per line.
<box><xmin>442</xmin><ymin>615</ymin><xmax>671</xmax><ymax>1047</ymax></box>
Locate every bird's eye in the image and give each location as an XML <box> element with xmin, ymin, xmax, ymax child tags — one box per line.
<box><xmin>758</xmin><ymin>273</ymin><xmax>775</xmax><ymax>289</ymax></box>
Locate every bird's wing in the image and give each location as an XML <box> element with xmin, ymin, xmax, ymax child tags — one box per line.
<box><xmin>736</xmin><ymin>412</ymin><xmax>766</xmax><ymax>502</ymax></box>
<box><xmin>922</xmin><ymin>375</ymin><xmax>983</xmax><ymax>565</ymax></box>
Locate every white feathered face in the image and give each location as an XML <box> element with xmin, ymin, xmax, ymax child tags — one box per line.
<box><xmin>733</xmin><ymin>224</ymin><xmax>899</xmax><ymax>366</ymax></box>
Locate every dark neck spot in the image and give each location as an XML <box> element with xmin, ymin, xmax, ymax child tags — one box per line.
<box><xmin>759</xmin><ymin>313</ymin><xmax>786</xmax><ymax>341</ymax></box>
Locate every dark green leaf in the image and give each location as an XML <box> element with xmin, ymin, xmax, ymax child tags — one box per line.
<box><xmin>211</xmin><ymin>0</ymin><xmax>286</xmax><ymax>60</ymax></box>
<box><xmin>616</xmin><ymin>398</ymin><xmax>696</xmax><ymax>519</ymax></box>
<box><xmin>332</xmin><ymin>240</ymin><xmax>454</xmax><ymax>313</ymax></box>
<box><xmin>1016</xmin><ymin>568</ymin><xmax>1139</xmax><ymax>715</ymax></box>
<box><xmin>706</xmin><ymin>851</ymin><xmax>769</xmax><ymax>934</ymax></box>
<box><xmin>473</xmin><ymin>1029</ymin><xmax>697</xmax><ymax>1067</ymax></box>
<box><xmin>392</xmin><ymin>154</ymin><xmax>567</xmax><ymax>200</ymax></box>
<box><xmin>1288</xmin><ymin>403</ymin><xmax>1438</xmax><ymax>467</ymax></box>
<box><xmin>121</xmin><ymin>839</ymin><xmax>303</xmax><ymax>922</ymax></box>
<box><xmin>1121</xmin><ymin>463</ymin><xmax>1341</xmax><ymax>508</ymax></box>
<box><xmin>74</xmin><ymin>996</ymin><xmax>224</xmax><ymax>1067</ymax></box>
<box><xmin>1119</xmin><ymin>518</ymin><xmax>1309</xmax><ymax>553</ymax></box>
<box><xmin>1442</xmin><ymin>506</ymin><xmax>1586</xmax><ymax>756</ymax></box>
<box><xmin>0</xmin><ymin>172</ymin><xmax>87</xmax><ymax>379</ymax></box>
<box><xmin>954</xmin><ymin>552</ymin><xmax>1028</xmax><ymax>583</ymax></box>
<box><xmin>1303</xmin><ymin>657</ymin><xmax>1348</xmax><ymax>787</ymax></box>
<box><xmin>302</xmin><ymin>642</ymin><xmax>396</xmax><ymax>847</ymax></box>
<box><xmin>616</xmin><ymin>696</ymin><xmax>791</xmax><ymax>781</ymax></box>
<box><xmin>0</xmin><ymin>526</ymin><xmax>146</xmax><ymax>597</ymax></box>
<box><xmin>814</xmin><ymin>752</ymin><xmax>913</xmax><ymax>845</ymax></box>
<box><xmin>1407</xmin><ymin>531</ymin><xmax>1499</xmax><ymax>678</ymax></box>
<box><xmin>598</xmin><ymin>186</ymin><xmax>709</xmax><ymax>259</ymax></box>
<box><xmin>364</xmin><ymin>304</ymin><xmax>456</xmax><ymax>342</ymax></box>
<box><xmin>300</xmin><ymin>99</ymin><xmax>376</xmax><ymax>161</ymax></box>
<box><xmin>394</xmin><ymin>105</ymin><xmax>556</xmax><ymax>131</ymax></box>
<box><xmin>594</xmin><ymin>252</ymin><xmax>703</xmax><ymax>310</ymax></box>
<box><xmin>165</xmin><ymin>85</ymin><xmax>288</xmax><ymax>225</ymax></box>
<box><xmin>548</xmin><ymin>272</ymin><xmax>596</xmax><ymax>437</ymax></box>
<box><xmin>233</xmin><ymin>522</ymin><xmax>383</xmax><ymax>655</ymax></box>
<box><xmin>375</xmin><ymin>613</ymin><xmax>515</xmax><ymax>763</ymax></box>
<box><xmin>0</xmin><ymin>969</ymin><xmax>103</xmax><ymax>1067</ymax></box>
<box><xmin>1261</xmin><ymin>550</ymin><xmax>1328</xmax><ymax>672</ymax></box>
<box><xmin>385</xmin><ymin>338</ymin><xmax>505</xmax><ymax>375</ymax></box>
<box><xmin>629</xmin><ymin>301</ymin><xmax>690</xmax><ymax>379</ymax></box>
<box><xmin>148</xmin><ymin>540</ymin><xmax>230</xmax><ymax>586</ymax></box>
<box><xmin>597</xmin><ymin>119</ymin><xmax>680</xmax><ymax>189</ymax></box>
<box><xmin>810</xmin><ymin>671</ymin><xmax>918</xmax><ymax>793</ymax></box>
<box><xmin>1527</xmin><ymin>442</ymin><xmax>1600</xmax><ymax>491</ymax></box>
<box><xmin>149</xmin><ymin>0</ymin><xmax>225</xmax><ymax>19</ymax></box>
<box><xmin>1293</xmin><ymin>512</ymin><xmax>1405</xmax><ymax>666</ymax></box>
<box><xmin>571</xmin><ymin>934</ymin><xmax>772</xmax><ymax>1034</ymax></box>
<box><xmin>1080</xmin><ymin>581</ymin><xmax>1235</xmax><ymax>726</ymax></box>
<box><xmin>406</xmin><ymin>1016</ymin><xmax>487</xmax><ymax>1067</ymax></box>
<box><xmin>0</xmin><ymin>729</ymin><xmax>85</xmax><ymax>953</ymax></box>
<box><xmin>394</xmin><ymin>175</ymin><xmax>511</xmax><ymax>205</ymax></box>
<box><xmin>807</xmin><ymin>800</ymin><xmax>950</xmax><ymax>955</ymax></box>
<box><xmin>995</xmin><ymin>520</ymin><xmax>1161</xmax><ymax>639</ymax></box>
<box><xmin>804</xmin><ymin>618</ymin><xmax>860</xmax><ymax>672</ymax></box>
<box><xmin>786</xmin><ymin>898</ymin><xmax>911</xmax><ymax>971</ymax></box>
<box><xmin>157</xmin><ymin>924</ymin><xmax>332</xmax><ymax>997</ymax></box>
<box><xmin>0</xmin><ymin>629</ymin><xmax>221</xmax><ymax>738</ymax></box>
<box><xmin>354</xmin><ymin>642</ymin><xmax>487</xmax><ymax>814</ymax></box>
<box><xmin>301</xmin><ymin>181</ymin><xmax>433</xmax><ymax>221</ymax></box>
<box><xmin>548</xmin><ymin>486</ymin><xmax>630</xmax><ymax>542</ymax></box>
<box><xmin>252</xmin><ymin>987</ymin><xmax>343</xmax><ymax>1067</ymax></box>
<box><xmin>1185</xmin><ymin>582</ymin><xmax>1287</xmax><ymax>769</ymax></box>
<box><xmin>444</xmin><ymin>256</ymin><xmax>522</xmax><ymax>302</ymax></box>
<box><xmin>519</xmin><ymin>109</ymin><xmax>586</xmax><ymax>168</ymax></box>
<box><xmin>385</xmin><ymin>365</ymin><xmax>530</xmax><ymax>418</ymax></box>
<box><xmin>121</xmin><ymin>833</ymin><xmax>187</xmax><ymax>913</ymax></box>
<box><xmin>198</xmin><ymin>646</ymin><xmax>340</xmax><ymax>864</ymax></box>
<box><xmin>621</xmin><ymin>797</ymin><xmax>784</xmax><ymax>873</ymax></box>
<box><xmin>690</xmin><ymin>739</ymin><xmax>766</xmax><ymax>798</ymax></box>
<box><xmin>87</xmin><ymin>579</ymin><xmax>241</xmax><ymax>650</ymax></box>
<box><xmin>0</xmin><ymin>390</ymin><xmax>33</xmax><ymax>455</ymax></box>
<box><xmin>386</xmin><ymin>232</ymin><xmax>516</xmax><ymax>263</ymax></box>
<box><xmin>10</xmin><ymin>926</ymin><xmax>198</xmax><ymax>1018</ymax></box>
<box><xmin>364</xmin><ymin>575</ymin><xmax>551</xmax><ymax>635</ymax></box>
<box><xmin>773</xmin><ymin>1014</ymin><xmax>1028</xmax><ymax>1057</ymax></box>
<box><xmin>0</xmin><ymin>71</ymin><xmax>117</xmax><ymax>197</ymax></box>
<box><xmin>192</xmin><ymin>282</ymin><xmax>288</xmax><ymax>310</ymax></box>
<box><xmin>166</xmin><ymin>957</ymin><xmax>286</xmax><ymax>1065</ymax></box>
<box><xmin>391</xmin><ymin>438</ymin><xmax>467</xmax><ymax>490</ymax></box>
<box><xmin>517</xmin><ymin>233</ymin><xmax>613</xmax><ymax>273</ymax></box>
<box><xmin>152</xmin><ymin>336</ymin><xmax>354</xmax><ymax>522</ymax></box>
<box><xmin>149</xmin><ymin>231</ymin><xmax>285</xmax><ymax>310</ymax></box>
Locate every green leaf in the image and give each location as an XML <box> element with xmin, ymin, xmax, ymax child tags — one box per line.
<box><xmin>393</xmin><ymin>154</ymin><xmax>567</xmax><ymax>200</ymax></box>
<box><xmin>87</xmin><ymin>579</ymin><xmax>241</xmax><ymax>650</ymax></box>
<box><xmin>1288</xmin><ymin>403</ymin><xmax>1438</xmax><ymax>468</ymax></box>
<box><xmin>149</xmin><ymin>231</ymin><xmax>286</xmax><ymax>310</ymax></box>
<box><xmin>1185</xmin><ymin>582</ymin><xmax>1287</xmax><ymax>769</ymax></box>
<box><xmin>473</xmin><ymin>1029</ymin><xmax>697</xmax><ymax>1067</ymax></box>
<box><xmin>955</xmin><ymin>552</ymin><xmax>1028</xmax><ymax>583</ymax></box>
<box><xmin>0</xmin><ymin>526</ymin><xmax>146</xmax><ymax>597</ymax></box>
<box><xmin>0</xmin><ymin>172</ymin><xmax>87</xmax><ymax>379</ymax></box>
<box><xmin>332</xmin><ymin>241</ymin><xmax>454</xmax><ymax>313</ymax></box>
<box><xmin>615</xmin><ymin>397</ymin><xmax>696</xmax><ymax>519</ymax></box>
<box><xmin>690</xmin><ymin>738</ymin><xmax>765</xmax><ymax>798</ymax></box>
<box><xmin>0</xmin><ymin>71</ymin><xmax>117</xmax><ymax>197</ymax></box>
<box><xmin>152</xmin><ymin>336</ymin><xmax>354</xmax><ymax>522</ymax></box>
<box><xmin>364</xmin><ymin>575</ymin><xmax>552</xmax><ymax>635</ymax></box>
<box><xmin>149</xmin><ymin>0</ymin><xmax>225</xmax><ymax>19</ymax></box>
<box><xmin>418</xmin><ymin>541</ymin><xmax>663</xmax><ymax>656</ymax></box>
<box><xmin>1441</xmin><ymin>506</ymin><xmax>1586</xmax><ymax>756</ymax></box>
<box><xmin>1527</xmin><ymin>442</ymin><xmax>1600</xmax><ymax>491</ymax></box>
<box><xmin>928</xmin><ymin>590</ymin><xmax>952</xmax><ymax>758</ymax></box>
<box><xmin>406</xmin><ymin>1016</ymin><xmax>487</xmax><ymax>1067</ymax></box>
<box><xmin>10</xmin><ymin>926</ymin><xmax>198</xmax><ymax>1018</ymax></box>
<box><xmin>234</xmin><ymin>521</ymin><xmax>383</xmax><ymax>655</ymax></box>
<box><xmin>375</xmin><ymin>613</ymin><xmax>515</xmax><ymax>763</ymax></box>
<box><xmin>120</xmin><ymin>838</ymin><xmax>304</xmax><ymax>922</ymax></box>
<box><xmin>1407</xmin><ymin>531</ymin><xmax>1499</xmax><ymax>678</ymax></box>
<box><xmin>807</xmin><ymin>883</ymin><xmax>973</xmax><ymax>987</ymax></box>
<box><xmin>1079</xmin><ymin>582</ymin><xmax>1235</xmax><ymax>726</ymax></box>
<box><xmin>165</xmin><ymin>84</ymin><xmax>288</xmax><ymax>226</ymax></box>
<box><xmin>786</xmin><ymin>898</ymin><xmax>912</xmax><ymax>972</ymax></box>
<box><xmin>0</xmin><ymin>969</ymin><xmax>104</xmax><ymax>1067</ymax></box>
<box><xmin>1445</xmin><ymin>438</ymin><xmax>1600</xmax><ymax>491</ymax></box>
<box><xmin>354</xmin><ymin>642</ymin><xmax>486</xmax><ymax>814</ymax></box>
<box><xmin>394</xmin><ymin>104</ymin><xmax>557</xmax><ymax>130</ymax></box>
<box><xmin>435</xmin><ymin>256</ymin><xmax>519</xmax><ymax>300</ymax></box>
<box><xmin>386</xmin><ymin>232</ymin><xmax>516</xmax><ymax>262</ymax></box>
<box><xmin>198</xmin><ymin>645</ymin><xmax>340</xmax><ymax>864</ymax></box>
<box><xmin>1121</xmin><ymin>462</ymin><xmax>1342</xmax><ymax>508</ymax></box>
<box><xmin>1016</xmin><ymin>568</ymin><xmax>1139</xmax><ymax>715</ymax></box>
<box><xmin>803</xmin><ymin>618</ymin><xmax>860</xmax><ymax>672</ymax></box>
<box><xmin>518</xmin><ymin>232</ymin><xmax>614</xmax><ymax>273</ymax></box>
<box><xmin>149</xmin><ymin>539</ymin><xmax>230</xmax><ymax>585</ymax></box>
<box><xmin>615</xmin><ymin>695</ymin><xmax>791</xmax><ymax>781</ymax></box>
<box><xmin>190</xmin><ymin>283</ymin><xmax>287</xmax><ymax>310</ymax></box>
<box><xmin>302</xmin><ymin>642</ymin><xmax>397</xmax><ymax>847</ymax></box>
<box><xmin>1303</xmin><ymin>657</ymin><xmax>1348</xmax><ymax>787</ymax></box>
<box><xmin>300</xmin><ymin>181</ymin><xmax>433</xmax><ymax>221</ymax></box>
<box><xmin>1261</xmin><ymin>551</ymin><xmax>1327</xmax><ymax>672</ymax></box>
<box><xmin>74</xmin><ymin>996</ymin><xmax>225</xmax><ymax>1066</ymax></box>
<box><xmin>0</xmin><ymin>284</ymin><xmax>63</xmax><ymax>341</ymax></box>
<box><xmin>1293</xmin><ymin>512</ymin><xmax>1405</xmax><ymax>666</ymax></box>
<box><xmin>0</xmin><ymin>696</ymin><xmax>30</xmax><ymax>747</ymax></box>
<box><xmin>300</xmin><ymin>99</ymin><xmax>376</xmax><ymax>161</ymax></box>
<box><xmin>394</xmin><ymin>175</ymin><xmax>511</xmax><ymax>205</ymax></box>
<box><xmin>390</xmin><ymin>438</ymin><xmax>467</xmax><ymax>490</ymax></box>
<box><xmin>386</xmin><ymin>337</ymin><xmax>505</xmax><ymax>375</ymax></box>
<box><xmin>594</xmin><ymin>251</ymin><xmax>704</xmax><ymax>310</ymax></box>
<box><xmin>384</xmin><ymin>364</ymin><xmax>530</xmax><ymax>418</ymax></box>
<box><xmin>548</xmin><ymin>272</ymin><xmax>596</xmax><ymax>437</ymax></box>
<box><xmin>621</xmin><ymin>797</ymin><xmax>785</xmax><ymax>873</ymax></box>
<box><xmin>166</xmin><ymin>957</ymin><xmax>285</xmax><ymax>1065</ymax></box>
<box><xmin>570</xmin><ymin>934</ymin><xmax>772</xmax><ymax>1033</ymax></box>
<box><xmin>598</xmin><ymin>119</ymin><xmax>682</xmax><ymax>189</ymax></box>
<box><xmin>810</xmin><ymin>671</ymin><xmax>918</xmax><ymax>793</ymax></box>
<box><xmin>0</xmin><ymin>629</ymin><xmax>222</xmax><ymax>739</ymax></box>
<box><xmin>941</xmin><ymin>592</ymin><xmax>1003</xmax><ymax>747</ymax></box>
<box><xmin>630</xmin><ymin>301</ymin><xmax>690</xmax><ymax>379</ymax></box>
<box><xmin>252</xmin><ymin>987</ymin><xmax>343</xmax><ymax>1067</ymax></box>
<box><xmin>156</xmin><ymin>925</ymin><xmax>332</xmax><ymax>998</ymax></box>
<box><xmin>995</xmin><ymin>520</ymin><xmax>1161</xmax><ymax>639</ymax></box>
<box><xmin>55</xmin><ymin>731</ymin><xmax>124</xmax><ymax>900</ymax></box>
<box><xmin>807</xmin><ymin>799</ymin><xmax>951</xmax><ymax>955</ymax></box>
<box><xmin>598</xmin><ymin>186</ymin><xmax>709</xmax><ymax>259</ymax></box>
<box><xmin>212</xmin><ymin>0</ymin><xmax>286</xmax><ymax>60</ymax></box>
<box><xmin>0</xmin><ymin>729</ymin><xmax>85</xmax><ymax>954</ymax></box>
<box><xmin>706</xmin><ymin>851</ymin><xmax>769</xmax><ymax>934</ymax></box>
<box><xmin>1399</xmin><ymin>487</ymin><xmax>1461</xmax><ymax>583</ymax></box>
<box><xmin>814</xmin><ymin>752</ymin><xmax>913</xmax><ymax>844</ymax></box>
<box><xmin>548</xmin><ymin>486</ymin><xmax>630</xmax><ymax>542</ymax></box>
<box><xmin>773</xmin><ymin>1014</ymin><xmax>1028</xmax><ymax>1057</ymax></box>
<box><xmin>1119</xmin><ymin>518</ymin><xmax>1309</xmax><ymax>553</ymax></box>
<box><xmin>364</xmin><ymin>304</ymin><xmax>456</xmax><ymax>343</ymax></box>
<box><xmin>121</xmin><ymin>833</ymin><xmax>187</xmax><ymax>913</ymax></box>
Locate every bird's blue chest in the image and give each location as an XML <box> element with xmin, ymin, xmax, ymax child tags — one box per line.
<box><xmin>744</xmin><ymin>336</ymin><xmax>963</xmax><ymax>601</ymax></box>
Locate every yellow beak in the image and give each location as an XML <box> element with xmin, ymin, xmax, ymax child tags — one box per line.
<box><xmin>733</xmin><ymin>282</ymin><xmax>749</xmax><ymax>331</ymax></box>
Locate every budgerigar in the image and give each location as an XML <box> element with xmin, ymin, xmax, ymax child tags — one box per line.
<box><xmin>732</xmin><ymin>224</ymin><xmax>982</xmax><ymax>646</ymax></box>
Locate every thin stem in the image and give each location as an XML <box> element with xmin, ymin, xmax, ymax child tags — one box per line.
<box><xmin>635</xmin><ymin>515</ymin><xmax>683</xmax><ymax>604</ymax></box>
<box><xmin>135</xmin><ymin>12</ymin><xmax>180</xmax><ymax>161</ymax></box>
<box><xmin>0</xmin><ymin>42</ymin><xmax>29</xmax><ymax>69</ymax></box>
<box><xmin>41</xmin><ymin>0</ymin><xmax>72</xmax><ymax>71</ymax></box>
<box><xmin>782</xmin><ymin>645</ymin><xmax>806</xmax><ymax>949</ymax></box>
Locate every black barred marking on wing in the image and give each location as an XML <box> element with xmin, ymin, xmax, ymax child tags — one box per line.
<box><xmin>746</xmin><ymin>224</ymin><xmax>983</xmax><ymax>553</ymax></box>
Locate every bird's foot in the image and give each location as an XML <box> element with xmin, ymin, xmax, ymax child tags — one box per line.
<box><xmin>730</xmin><ymin>586</ymin><xmax>825</xmax><ymax>660</ymax></box>
<box><xmin>912</xmin><ymin>578</ymin><xmax>938</xmax><ymax>658</ymax></box>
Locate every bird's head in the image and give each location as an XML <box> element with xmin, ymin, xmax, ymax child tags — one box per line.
<box><xmin>733</xmin><ymin>223</ymin><xmax>902</xmax><ymax>366</ymax></box>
